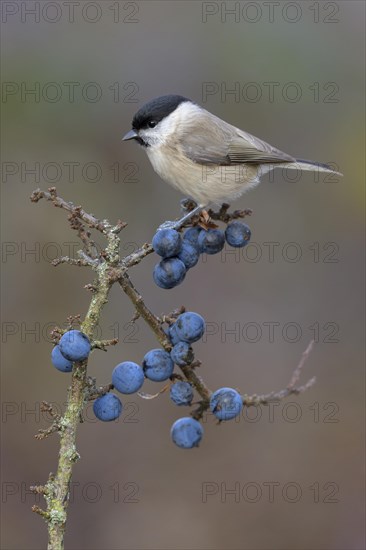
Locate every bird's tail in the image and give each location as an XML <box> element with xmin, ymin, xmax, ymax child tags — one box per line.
<box><xmin>280</xmin><ymin>159</ymin><xmax>343</xmax><ymax>177</ymax></box>
<box><xmin>258</xmin><ymin>159</ymin><xmax>342</xmax><ymax>178</ymax></box>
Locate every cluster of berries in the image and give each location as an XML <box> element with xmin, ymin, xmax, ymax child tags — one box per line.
<box><xmin>152</xmin><ymin>221</ymin><xmax>251</xmax><ymax>289</ymax></box>
<box><xmin>51</xmin><ymin>311</ymin><xmax>243</xmax><ymax>448</ymax></box>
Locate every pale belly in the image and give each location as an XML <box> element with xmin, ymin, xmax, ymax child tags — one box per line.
<box><xmin>146</xmin><ymin>147</ymin><xmax>260</xmax><ymax>206</ymax></box>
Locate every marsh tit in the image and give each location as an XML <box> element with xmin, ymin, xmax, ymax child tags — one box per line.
<box><xmin>123</xmin><ymin>95</ymin><xmax>342</xmax><ymax>223</ymax></box>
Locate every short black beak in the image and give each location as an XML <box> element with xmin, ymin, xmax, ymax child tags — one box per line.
<box><xmin>122</xmin><ymin>129</ymin><xmax>138</xmax><ymax>141</ymax></box>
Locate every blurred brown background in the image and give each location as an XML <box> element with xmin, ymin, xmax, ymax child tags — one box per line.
<box><xmin>1</xmin><ymin>1</ymin><xmax>365</xmax><ymax>549</ymax></box>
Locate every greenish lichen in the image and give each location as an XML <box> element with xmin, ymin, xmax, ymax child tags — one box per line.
<box><xmin>49</xmin><ymin>509</ymin><xmax>66</xmax><ymax>525</ymax></box>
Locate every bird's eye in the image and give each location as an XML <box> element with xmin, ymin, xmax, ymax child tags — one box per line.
<box><xmin>148</xmin><ymin>121</ymin><xmax>157</xmax><ymax>128</ymax></box>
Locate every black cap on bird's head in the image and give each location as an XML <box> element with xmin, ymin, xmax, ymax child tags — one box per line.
<box><xmin>132</xmin><ymin>95</ymin><xmax>190</xmax><ymax>130</ymax></box>
<box><xmin>122</xmin><ymin>95</ymin><xmax>191</xmax><ymax>143</ymax></box>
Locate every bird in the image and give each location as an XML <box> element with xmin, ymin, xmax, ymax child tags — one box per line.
<box><xmin>123</xmin><ymin>94</ymin><xmax>342</xmax><ymax>226</ymax></box>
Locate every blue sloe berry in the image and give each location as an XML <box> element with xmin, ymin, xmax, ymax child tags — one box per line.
<box><xmin>210</xmin><ymin>387</ymin><xmax>243</xmax><ymax>421</ymax></box>
<box><xmin>168</xmin><ymin>323</ymin><xmax>181</xmax><ymax>345</ymax></box>
<box><xmin>153</xmin><ymin>258</ymin><xmax>186</xmax><ymax>289</ymax></box>
<box><xmin>175</xmin><ymin>312</ymin><xmax>205</xmax><ymax>343</ymax></box>
<box><xmin>51</xmin><ymin>345</ymin><xmax>73</xmax><ymax>373</ymax></box>
<box><xmin>171</xmin><ymin>341</ymin><xmax>194</xmax><ymax>366</ymax></box>
<box><xmin>177</xmin><ymin>241</ymin><xmax>200</xmax><ymax>269</ymax></box>
<box><xmin>171</xmin><ymin>417</ymin><xmax>203</xmax><ymax>448</ymax></box>
<box><xmin>93</xmin><ymin>393</ymin><xmax>122</xmax><ymax>422</ymax></box>
<box><xmin>143</xmin><ymin>349</ymin><xmax>174</xmax><ymax>382</ymax></box>
<box><xmin>198</xmin><ymin>228</ymin><xmax>225</xmax><ymax>255</ymax></box>
<box><xmin>183</xmin><ymin>226</ymin><xmax>203</xmax><ymax>246</ymax></box>
<box><xmin>152</xmin><ymin>229</ymin><xmax>182</xmax><ymax>258</ymax></box>
<box><xmin>112</xmin><ymin>361</ymin><xmax>144</xmax><ymax>394</ymax></box>
<box><xmin>225</xmin><ymin>221</ymin><xmax>251</xmax><ymax>248</ymax></box>
<box><xmin>59</xmin><ymin>330</ymin><xmax>91</xmax><ymax>362</ymax></box>
<box><xmin>170</xmin><ymin>381</ymin><xmax>194</xmax><ymax>406</ymax></box>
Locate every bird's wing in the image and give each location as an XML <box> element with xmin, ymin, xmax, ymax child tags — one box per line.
<box><xmin>181</xmin><ymin>112</ymin><xmax>295</xmax><ymax>166</ymax></box>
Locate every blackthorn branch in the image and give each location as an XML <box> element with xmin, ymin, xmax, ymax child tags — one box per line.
<box><xmin>30</xmin><ymin>187</ymin><xmax>316</xmax><ymax>549</ymax></box>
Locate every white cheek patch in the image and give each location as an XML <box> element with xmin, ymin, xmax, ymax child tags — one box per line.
<box><xmin>139</xmin><ymin>127</ymin><xmax>165</xmax><ymax>147</ymax></box>
<box><xmin>141</xmin><ymin>102</ymin><xmax>202</xmax><ymax>147</ymax></box>
<box><xmin>138</xmin><ymin>128</ymin><xmax>155</xmax><ymax>145</ymax></box>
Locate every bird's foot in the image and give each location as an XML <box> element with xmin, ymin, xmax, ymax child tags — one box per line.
<box><xmin>157</xmin><ymin>220</ymin><xmax>181</xmax><ymax>231</ymax></box>
<box><xmin>180</xmin><ymin>198</ymin><xmax>198</xmax><ymax>213</ymax></box>
<box><xmin>157</xmin><ymin>203</ymin><xmax>204</xmax><ymax>231</ymax></box>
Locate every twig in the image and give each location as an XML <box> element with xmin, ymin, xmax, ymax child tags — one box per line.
<box><xmin>52</xmin><ymin>257</ymin><xmax>90</xmax><ymax>267</ymax></box>
<box><xmin>287</xmin><ymin>339</ymin><xmax>315</xmax><ymax>390</ymax></box>
<box><xmin>208</xmin><ymin>203</ymin><xmax>253</xmax><ymax>223</ymax></box>
<box><xmin>31</xmin><ymin>187</ymin><xmax>114</xmax><ymax>234</ymax></box>
<box><xmin>122</xmin><ymin>242</ymin><xmax>154</xmax><ymax>269</ymax></box>
<box><xmin>117</xmin><ymin>273</ymin><xmax>212</xmax><ymax>407</ymax></box>
<box><xmin>92</xmin><ymin>338</ymin><xmax>119</xmax><ymax>351</ymax></box>
<box><xmin>35</xmin><ymin>423</ymin><xmax>62</xmax><ymax>441</ymax></box>
<box><xmin>34</xmin><ymin>402</ymin><xmax>62</xmax><ymax>440</ymax></box>
<box><xmin>30</xmin><ymin>485</ymin><xmax>48</xmax><ymax>495</ymax></box>
<box><xmin>67</xmin><ymin>212</ymin><xmax>99</xmax><ymax>259</ymax></box>
<box><xmin>32</xmin><ymin>505</ymin><xmax>50</xmax><ymax>520</ymax></box>
<box><xmin>243</xmin><ymin>340</ymin><xmax>316</xmax><ymax>406</ymax></box>
<box><xmin>118</xmin><ymin>273</ymin><xmax>170</xmax><ymax>347</ymax></box>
